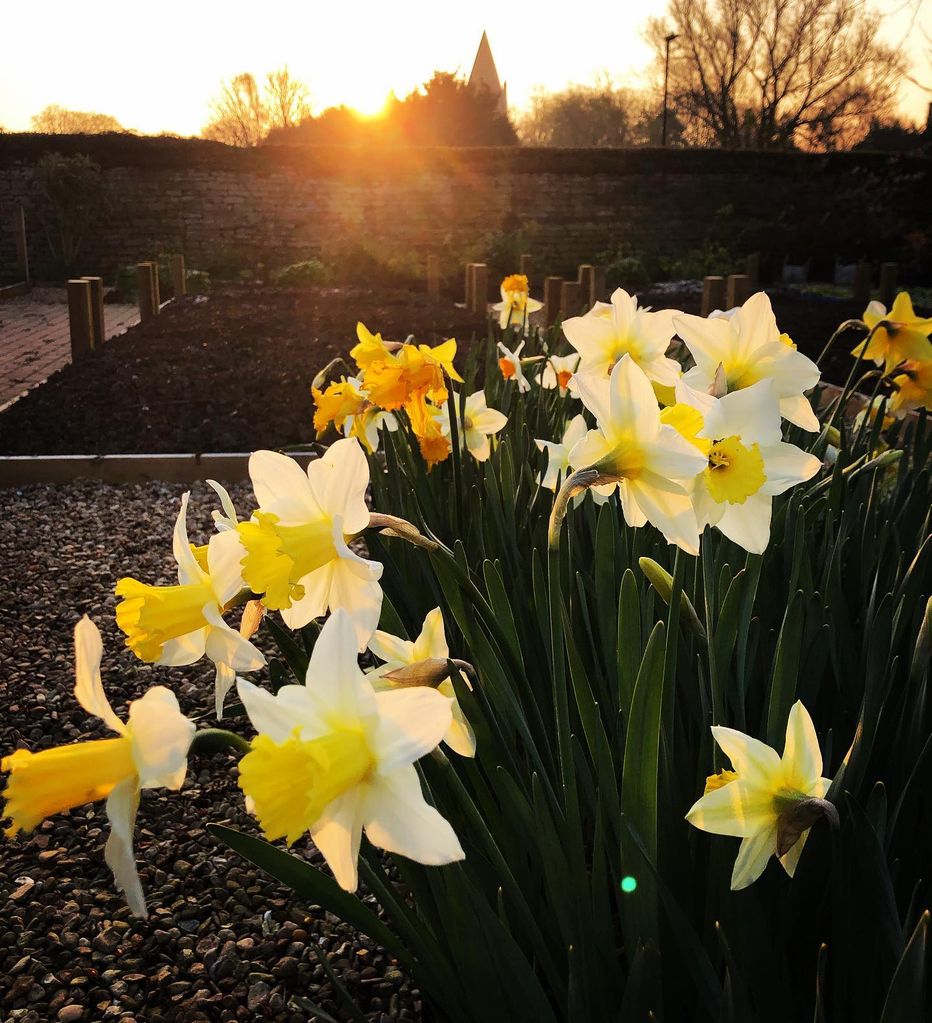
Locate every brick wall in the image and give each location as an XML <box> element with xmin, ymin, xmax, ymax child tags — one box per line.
<box><xmin>1</xmin><ymin>134</ymin><xmax>930</xmax><ymax>284</ymax></box>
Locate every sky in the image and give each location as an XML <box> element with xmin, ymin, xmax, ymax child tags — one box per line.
<box><xmin>0</xmin><ymin>0</ymin><xmax>929</xmax><ymax>136</ymax></box>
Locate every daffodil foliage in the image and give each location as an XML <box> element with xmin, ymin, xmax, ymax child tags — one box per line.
<box><xmin>4</xmin><ymin>287</ymin><xmax>931</xmax><ymax>1022</ymax></box>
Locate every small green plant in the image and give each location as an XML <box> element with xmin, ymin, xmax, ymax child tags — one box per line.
<box><xmin>271</xmin><ymin>258</ymin><xmax>331</xmax><ymax>286</ymax></box>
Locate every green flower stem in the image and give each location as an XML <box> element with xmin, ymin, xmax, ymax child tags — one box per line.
<box><xmin>547</xmin><ymin>468</ymin><xmax>601</xmax><ymax>551</ymax></box>
<box><xmin>816</xmin><ymin>318</ymin><xmax>866</xmax><ymax>368</ymax></box>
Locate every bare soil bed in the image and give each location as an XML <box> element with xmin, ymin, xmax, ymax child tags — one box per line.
<box><xmin>0</xmin><ymin>282</ymin><xmax>873</xmax><ymax>456</ymax></box>
<box><xmin>0</xmin><ymin>481</ymin><xmax>422</xmax><ymax>1023</ymax></box>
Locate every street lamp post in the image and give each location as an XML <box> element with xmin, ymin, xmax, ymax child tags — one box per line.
<box><xmin>662</xmin><ymin>32</ymin><xmax>678</xmax><ymax>146</ymax></box>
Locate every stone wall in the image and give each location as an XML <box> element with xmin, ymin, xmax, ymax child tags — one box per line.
<box><xmin>1</xmin><ymin>133</ymin><xmax>930</xmax><ymax>285</ymax></box>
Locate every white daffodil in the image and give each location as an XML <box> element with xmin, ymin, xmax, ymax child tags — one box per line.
<box><xmin>562</xmin><ymin>288</ymin><xmax>682</xmax><ymax>387</ymax></box>
<box><xmin>115</xmin><ymin>493</ymin><xmax>266</xmax><ymax>712</ymax></box>
<box><xmin>2</xmin><ymin>617</ymin><xmax>195</xmax><ymax>917</ymax></box>
<box><xmin>674</xmin><ymin>292</ymin><xmax>821</xmax><ymax>431</ymax></box>
<box><xmin>492</xmin><ymin>274</ymin><xmax>543</xmax><ymax>334</ymax></box>
<box><xmin>368</xmin><ymin>608</ymin><xmax>476</xmax><ymax>758</ymax></box>
<box><xmin>569</xmin><ymin>356</ymin><xmax>708</xmax><ymax>553</ymax></box>
<box><xmin>671</xmin><ymin>379</ymin><xmax>821</xmax><ymax>554</ymax></box>
<box><xmin>535</xmin><ymin>414</ymin><xmax>589</xmax><ymax>492</ymax></box>
<box><xmin>222</xmin><ymin>439</ymin><xmax>383</xmax><ymax>649</ymax></box>
<box><xmin>497</xmin><ymin>340</ymin><xmax>532</xmax><ymax>393</ymax></box>
<box><xmin>236</xmin><ymin>610</ymin><xmax>464</xmax><ymax>892</ymax></box>
<box><xmin>686</xmin><ymin>701</ymin><xmax>834</xmax><ymax>890</ymax></box>
<box><xmin>441</xmin><ymin>391</ymin><xmax>508</xmax><ymax>462</ymax></box>
<box><xmin>539</xmin><ymin>353</ymin><xmax>581</xmax><ymax>395</ymax></box>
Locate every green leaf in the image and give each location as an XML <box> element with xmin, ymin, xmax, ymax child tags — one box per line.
<box><xmin>880</xmin><ymin>910</ymin><xmax>929</xmax><ymax>1023</ymax></box>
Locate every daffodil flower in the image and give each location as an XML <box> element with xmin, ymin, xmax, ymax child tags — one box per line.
<box><xmin>536</xmin><ymin>414</ymin><xmax>589</xmax><ymax>492</ymax></box>
<box><xmin>497</xmin><ymin>340</ymin><xmax>532</xmax><ymax>392</ymax></box>
<box><xmin>368</xmin><ymin>608</ymin><xmax>476</xmax><ymax>758</ymax></box>
<box><xmin>492</xmin><ymin>274</ymin><xmax>543</xmax><ymax>333</ymax></box>
<box><xmin>440</xmin><ymin>391</ymin><xmax>508</xmax><ymax>462</ymax></box>
<box><xmin>569</xmin><ymin>356</ymin><xmax>708</xmax><ymax>553</ymax></box>
<box><xmin>313</xmin><ymin>375</ymin><xmax>398</xmax><ymax>453</ymax></box>
<box><xmin>852</xmin><ymin>293</ymin><xmax>932</xmax><ymax>372</ymax></box>
<box><xmin>236</xmin><ymin>609</ymin><xmax>464</xmax><ymax>892</ymax></box>
<box><xmin>674</xmin><ymin>292</ymin><xmax>821</xmax><ymax>431</ymax></box>
<box><xmin>115</xmin><ymin>494</ymin><xmax>266</xmax><ymax>707</ymax></box>
<box><xmin>562</xmin><ymin>288</ymin><xmax>682</xmax><ymax>387</ymax></box>
<box><xmin>889</xmin><ymin>359</ymin><xmax>932</xmax><ymax>415</ymax></box>
<box><xmin>539</xmin><ymin>353</ymin><xmax>581</xmax><ymax>395</ymax></box>
<box><xmin>407</xmin><ymin>397</ymin><xmax>452</xmax><ymax>469</ymax></box>
<box><xmin>671</xmin><ymin>379</ymin><xmax>821</xmax><ymax>554</ymax></box>
<box><xmin>2</xmin><ymin>616</ymin><xmax>195</xmax><ymax>917</ymax></box>
<box><xmin>224</xmin><ymin>439</ymin><xmax>383</xmax><ymax>648</ymax></box>
<box><xmin>686</xmin><ymin>701</ymin><xmax>835</xmax><ymax>890</ymax></box>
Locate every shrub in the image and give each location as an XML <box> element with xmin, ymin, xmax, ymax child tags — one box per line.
<box><xmin>270</xmin><ymin>258</ymin><xmax>331</xmax><ymax>286</ymax></box>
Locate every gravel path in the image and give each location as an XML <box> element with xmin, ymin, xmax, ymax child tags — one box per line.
<box><xmin>0</xmin><ymin>481</ymin><xmax>422</xmax><ymax>1023</ymax></box>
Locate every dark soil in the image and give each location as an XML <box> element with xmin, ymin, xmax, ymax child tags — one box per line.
<box><xmin>0</xmin><ymin>281</ymin><xmax>877</xmax><ymax>456</ymax></box>
<box><xmin>0</xmin><ymin>481</ymin><xmax>423</xmax><ymax>1023</ymax></box>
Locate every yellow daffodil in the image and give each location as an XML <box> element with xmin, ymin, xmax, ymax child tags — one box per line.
<box><xmin>350</xmin><ymin>322</ymin><xmax>398</xmax><ymax>371</ymax></box>
<box><xmin>2</xmin><ymin>616</ymin><xmax>195</xmax><ymax>916</ymax></box>
<box><xmin>407</xmin><ymin>397</ymin><xmax>452</xmax><ymax>469</ymax></box>
<box><xmin>312</xmin><ymin>375</ymin><xmax>398</xmax><ymax>453</ymax></box>
<box><xmin>497</xmin><ymin>340</ymin><xmax>532</xmax><ymax>393</ymax></box>
<box><xmin>361</xmin><ymin>336</ymin><xmax>463</xmax><ymax>412</ymax></box>
<box><xmin>115</xmin><ymin>493</ymin><xmax>266</xmax><ymax>710</ymax></box>
<box><xmin>889</xmin><ymin>359</ymin><xmax>932</xmax><ymax>415</ymax></box>
<box><xmin>236</xmin><ymin>610</ymin><xmax>464</xmax><ymax>892</ymax></box>
<box><xmin>221</xmin><ymin>439</ymin><xmax>383</xmax><ymax>648</ymax></box>
<box><xmin>440</xmin><ymin>391</ymin><xmax>508</xmax><ymax>462</ymax></box>
<box><xmin>569</xmin><ymin>356</ymin><xmax>708</xmax><ymax>553</ymax></box>
<box><xmin>562</xmin><ymin>288</ymin><xmax>682</xmax><ymax>388</ymax></box>
<box><xmin>492</xmin><ymin>274</ymin><xmax>543</xmax><ymax>333</ymax></box>
<box><xmin>674</xmin><ymin>292</ymin><xmax>821</xmax><ymax>431</ymax></box>
<box><xmin>671</xmin><ymin>379</ymin><xmax>821</xmax><ymax>553</ymax></box>
<box><xmin>686</xmin><ymin>701</ymin><xmax>834</xmax><ymax>890</ymax></box>
<box><xmin>539</xmin><ymin>353</ymin><xmax>581</xmax><ymax>395</ymax></box>
<box><xmin>368</xmin><ymin>608</ymin><xmax>476</xmax><ymax>758</ymax></box>
<box><xmin>852</xmin><ymin>293</ymin><xmax>932</xmax><ymax>372</ymax></box>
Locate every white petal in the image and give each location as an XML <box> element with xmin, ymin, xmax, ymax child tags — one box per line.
<box><xmin>371</xmin><ymin>687</ymin><xmax>453</xmax><ymax>773</ymax></box>
<box><xmin>413</xmin><ymin>608</ymin><xmax>449</xmax><ymax>661</ymax></box>
<box><xmin>214</xmin><ymin>663</ymin><xmax>236</xmax><ymax>720</ymax></box>
<box><xmin>573</xmin><ymin>371</ymin><xmax>613</xmax><ymax>425</ymax></box>
<box><xmin>438</xmin><ymin>680</ymin><xmax>477</xmax><ymax>757</ymax></box>
<box><xmin>673</xmin><ymin>313</ymin><xmax>735</xmax><ymax>379</ymax></box>
<box><xmin>280</xmin><ymin>563</ymin><xmax>333</xmax><ymax>629</ymax></box>
<box><xmin>644</xmin><ymin>426</ymin><xmax>708</xmax><ymax>480</ymax></box>
<box><xmin>237</xmin><ymin>678</ymin><xmax>323</xmax><ymax>741</ymax></box>
<box><xmin>206</xmin><ymin>529</ymin><xmax>247</xmax><ymax>607</ymax></box>
<box><xmin>734</xmin><ymin>292</ymin><xmax>779</xmax><ymax>353</ymax></box>
<box><xmin>203</xmin><ymin>604</ymin><xmax>266</xmax><ymax>672</ymax></box>
<box><xmin>714</xmin><ymin>494</ymin><xmax>772</xmax><ymax>554</ymax></box>
<box><xmin>362</xmin><ymin>766</ymin><xmax>464</xmax><ymax>866</ymax></box>
<box><xmin>368</xmin><ymin>630</ymin><xmax>415</xmax><ymax>665</ymax></box>
<box><xmin>206</xmin><ymin>478</ymin><xmax>239</xmax><ymax>529</ymax></box>
<box><xmin>173</xmin><ymin>492</ymin><xmax>207</xmax><ymax>586</ymax></box>
<box><xmin>711</xmin><ymin>725</ymin><xmax>781</xmax><ymax>786</ymax></box>
<box><xmin>731</xmin><ymin>827</ymin><xmax>777</xmax><ymax>890</ymax></box>
<box><xmin>250</xmin><ymin>450</ymin><xmax>321</xmax><ymax>522</ymax></box>
<box><xmin>628</xmin><ymin>473</ymin><xmax>699</xmax><ymax>554</ymax></box>
<box><xmin>618</xmin><ymin>480</ymin><xmax>648</xmax><ymax>527</ymax></box>
<box><xmin>310</xmin><ymin>788</ymin><xmax>364</xmax><ymax>892</ymax></box>
<box><xmin>126</xmin><ymin>687</ymin><xmax>194</xmax><ymax>789</ymax></box>
<box><xmin>317</xmin><ymin>438</ymin><xmax>371</xmax><ymax>535</ymax></box>
<box><xmin>305</xmin><ymin>609</ymin><xmax>378</xmax><ymax>723</ymax></box>
<box><xmin>779</xmin><ymin>394</ymin><xmax>820</xmax><ymax>432</ymax></box>
<box><xmin>759</xmin><ymin>443</ymin><xmax>822</xmax><ymax>496</ymax></box>
<box><xmin>157</xmin><ymin>629</ymin><xmax>207</xmax><ymax>667</ymax></box>
<box><xmin>609</xmin><ymin>355</ymin><xmax>662</xmax><ymax>439</ymax></box>
<box><xmin>701</xmin><ymin>380</ymin><xmax>783</xmax><ymax>447</ymax></box>
<box><xmin>781</xmin><ymin>701</ymin><xmax>823</xmax><ymax>787</ymax></box>
<box><xmin>73</xmin><ymin>616</ymin><xmax>125</xmax><ymax>735</ymax></box>
<box><xmin>568</xmin><ymin>428</ymin><xmax>614</xmax><ymax>470</ymax></box>
<box><xmin>326</xmin><ymin>560</ymin><xmax>384</xmax><ymax>651</ymax></box>
<box><xmin>105</xmin><ymin>779</ymin><xmax>146</xmax><ymax>917</ymax></box>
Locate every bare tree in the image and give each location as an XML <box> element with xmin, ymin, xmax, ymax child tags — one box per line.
<box><xmin>31</xmin><ymin>105</ymin><xmax>126</xmax><ymax>134</ymax></box>
<box><xmin>647</xmin><ymin>0</ymin><xmax>906</xmax><ymax>149</ymax></box>
<box><xmin>202</xmin><ymin>67</ymin><xmax>312</xmax><ymax>146</ymax></box>
<box><xmin>517</xmin><ymin>77</ymin><xmax>653</xmax><ymax>147</ymax></box>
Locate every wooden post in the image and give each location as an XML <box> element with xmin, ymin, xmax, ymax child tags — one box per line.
<box><xmin>170</xmin><ymin>254</ymin><xmax>186</xmax><ymax>298</ymax></box>
<box><xmin>427</xmin><ymin>255</ymin><xmax>440</xmax><ymax>301</ymax></box>
<box><xmin>560</xmin><ymin>280</ymin><xmax>581</xmax><ymax>319</ymax></box>
<box><xmin>745</xmin><ymin>252</ymin><xmax>761</xmax><ymax>289</ymax></box>
<box><xmin>464</xmin><ymin>263</ymin><xmax>478</xmax><ymax>309</ymax></box>
<box><xmin>853</xmin><ymin>260</ymin><xmax>872</xmax><ymax>306</ymax></box>
<box><xmin>519</xmin><ymin>253</ymin><xmax>533</xmax><ymax>283</ymax></box>
<box><xmin>701</xmin><ymin>275</ymin><xmax>726</xmax><ymax>317</ymax></box>
<box><xmin>80</xmin><ymin>276</ymin><xmax>105</xmax><ymax>348</ymax></box>
<box><xmin>726</xmin><ymin>273</ymin><xmax>750</xmax><ymax>308</ymax></box>
<box><xmin>593</xmin><ymin>267</ymin><xmax>606</xmax><ymax>303</ymax></box>
<box><xmin>67</xmin><ymin>280</ymin><xmax>93</xmax><ymax>361</ymax></box>
<box><xmin>544</xmin><ymin>276</ymin><xmax>563</xmax><ymax>326</ymax></box>
<box><xmin>879</xmin><ymin>262</ymin><xmax>898</xmax><ymax>308</ymax></box>
<box><xmin>136</xmin><ymin>262</ymin><xmax>156</xmax><ymax>321</ymax></box>
<box><xmin>471</xmin><ymin>263</ymin><xmax>488</xmax><ymax>316</ymax></box>
<box><xmin>14</xmin><ymin>206</ymin><xmax>30</xmax><ymax>287</ymax></box>
<box><xmin>149</xmin><ymin>261</ymin><xmax>161</xmax><ymax>315</ymax></box>
<box><xmin>577</xmin><ymin>264</ymin><xmax>595</xmax><ymax>310</ymax></box>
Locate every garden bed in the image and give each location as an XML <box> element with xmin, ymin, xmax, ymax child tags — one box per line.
<box><xmin>0</xmin><ymin>480</ymin><xmax>419</xmax><ymax>1023</ymax></box>
<box><xmin>0</xmin><ymin>281</ymin><xmax>880</xmax><ymax>456</ymax></box>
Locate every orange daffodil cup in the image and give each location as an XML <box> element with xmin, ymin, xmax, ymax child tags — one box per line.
<box><xmin>492</xmin><ymin>274</ymin><xmax>543</xmax><ymax>334</ymax></box>
<box><xmin>2</xmin><ymin>617</ymin><xmax>195</xmax><ymax>917</ymax></box>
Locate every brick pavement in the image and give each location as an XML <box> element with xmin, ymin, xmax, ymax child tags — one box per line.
<box><xmin>0</xmin><ymin>289</ymin><xmax>138</xmax><ymax>410</ymax></box>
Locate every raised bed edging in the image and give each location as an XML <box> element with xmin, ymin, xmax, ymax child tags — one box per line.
<box><xmin>0</xmin><ymin>451</ymin><xmax>314</xmax><ymax>486</ymax></box>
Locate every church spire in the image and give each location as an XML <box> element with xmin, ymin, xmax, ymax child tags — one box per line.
<box><xmin>468</xmin><ymin>31</ymin><xmax>507</xmax><ymax>115</ymax></box>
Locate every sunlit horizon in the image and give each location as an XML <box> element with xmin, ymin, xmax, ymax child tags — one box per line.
<box><xmin>1</xmin><ymin>0</ymin><xmax>929</xmax><ymax>137</ymax></box>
